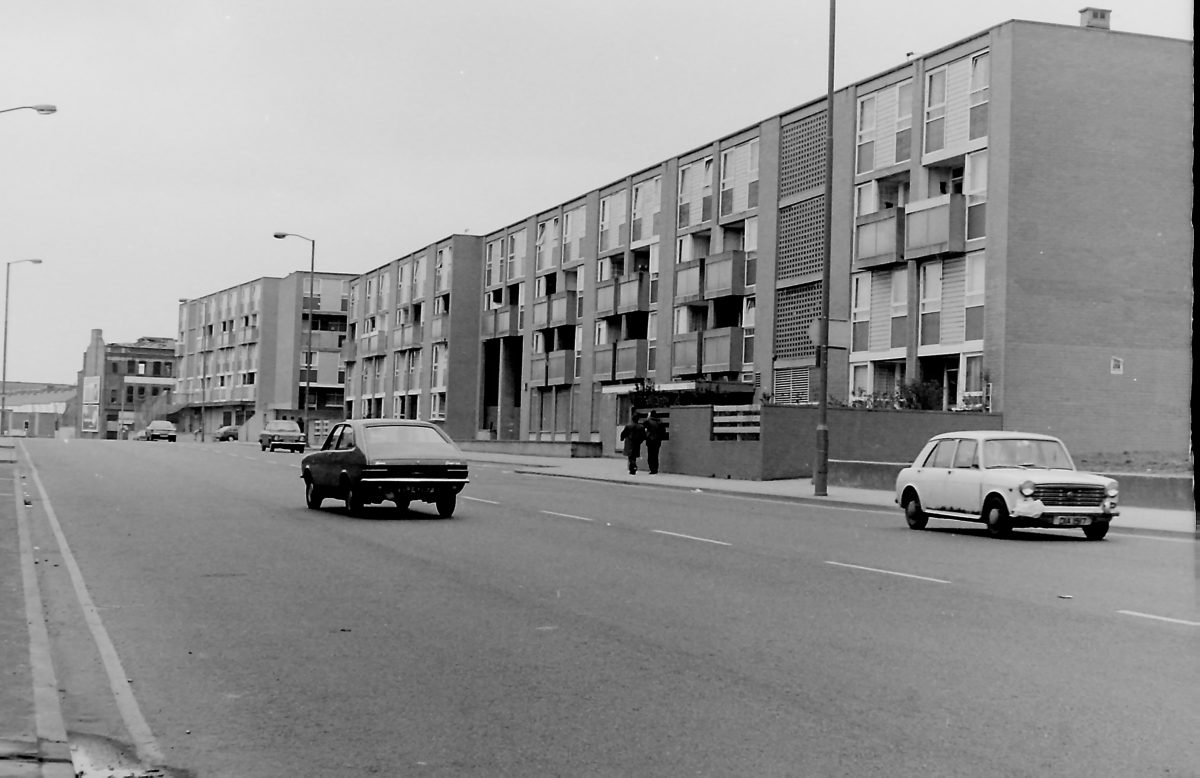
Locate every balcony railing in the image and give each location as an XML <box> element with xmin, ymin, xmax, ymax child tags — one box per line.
<box><xmin>593</xmin><ymin>344</ymin><xmax>615</xmax><ymax>381</ymax></box>
<box><xmin>341</xmin><ymin>338</ymin><xmax>358</xmax><ymax>361</ymax></box>
<box><xmin>701</xmin><ymin>327</ymin><xmax>745</xmax><ymax>373</ymax></box>
<box><xmin>703</xmin><ymin>251</ymin><xmax>747</xmax><ymax>299</ymax></box>
<box><xmin>311</xmin><ymin>330</ymin><xmax>344</xmax><ymax>351</ymax></box>
<box><xmin>595</xmin><ymin>281</ymin><xmax>617</xmax><ymax>317</ymax></box>
<box><xmin>671</xmin><ymin>332</ymin><xmax>701</xmax><ymax>376</ymax></box>
<box><xmin>531</xmin><ymin>350</ymin><xmax>574</xmax><ymax>386</ymax></box>
<box><xmin>482</xmin><ymin>306</ymin><xmax>522</xmax><ymax>339</ymax></box>
<box><xmin>904</xmin><ymin>194</ymin><xmax>966</xmax><ymax>260</ymax></box>
<box><xmin>614</xmin><ymin>339</ymin><xmax>649</xmax><ymax>380</ymax></box>
<box><xmin>397</xmin><ymin>322</ymin><xmax>423</xmax><ymax>348</ymax></box>
<box><xmin>855</xmin><ymin>207</ymin><xmax>905</xmax><ymax>268</ymax></box>
<box><xmin>674</xmin><ymin>261</ymin><xmax>704</xmax><ymax>304</ymax></box>
<box><xmin>549</xmin><ymin>291</ymin><xmax>577</xmax><ymax>327</ymax></box>
<box><xmin>236</xmin><ymin>326</ymin><xmax>260</xmax><ymax>345</ymax></box>
<box><xmin>532</xmin><ymin>299</ymin><xmax>550</xmax><ymax>328</ymax></box>
<box><xmin>430</xmin><ymin>316</ymin><xmax>449</xmax><ymax>341</ymax></box>
<box><xmin>616</xmin><ymin>272</ymin><xmax>651</xmax><ymax>313</ymax></box>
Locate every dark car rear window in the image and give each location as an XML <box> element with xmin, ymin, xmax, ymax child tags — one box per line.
<box><xmin>364</xmin><ymin>425</ymin><xmax>449</xmax><ymax>447</ymax></box>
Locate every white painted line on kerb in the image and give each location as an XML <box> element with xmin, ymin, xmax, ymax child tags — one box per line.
<box><xmin>652</xmin><ymin>529</ymin><xmax>732</xmax><ymax>546</ymax></box>
<box><xmin>541</xmin><ymin>510</ymin><xmax>595</xmax><ymax>522</ymax></box>
<box><xmin>464</xmin><ymin>495</ymin><xmax>500</xmax><ymax>504</ymax></box>
<box><xmin>825</xmin><ymin>560</ymin><xmax>951</xmax><ymax>584</ymax></box>
<box><xmin>23</xmin><ymin>451</ymin><xmax>166</xmax><ymax>766</ymax></box>
<box><xmin>1117</xmin><ymin>610</ymin><xmax>1200</xmax><ymax>627</ymax></box>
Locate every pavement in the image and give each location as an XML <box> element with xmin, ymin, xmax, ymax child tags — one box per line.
<box><xmin>0</xmin><ymin>439</ymin><xmax>1193</xmax><ymax>776</ymax></box>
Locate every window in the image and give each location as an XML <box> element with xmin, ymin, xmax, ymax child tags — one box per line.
<box><xmin>895</xmin><ymin>81</ymin><xmax>913</xmax><ymax>163</ymax></box>
<box><xmin>925</xmin><ymin>69</ymin><xmax>947</xmax><ymax>153</ymax></box>
<box><xmin>925</xmin><ymin>439</ymin><xmax>957</xmax><ymax>468</ymax></box>
<box><xmin>856</xmin><ymin>95</ymin><xmax>876</xmax><ymax>174</ymax></box>
<box><xmin>851</xmin><ymin>364</ymin><xmax>869</xmax><ymax>399</ymax></box>
<box><xmin>965</xmin><ymin>150</ymin><xmax>988</xmax><ymax>240</ymax></box>
<box><xmin>965</xmin><ymin>254</ymin><xmax>985</xmax><ymax>341</ymax></box>
<box><xmin>594</xmin><ymin>321</ymin><xmax>608</xmax><ymax>346</ymax></box>
<box><xmin>741</xmin><ymin>296</ymin><xmax>756</xmax><ymax>364</ymax></box>
<box><xmin>953</xmin><ymin>439</ymin><xmax>978</xmax><ymax>468</ymax></box>
<box><xmin>856</xmin><ymin>182</ymin><xmax>878</xmax><ymax>217</ymax></box>
<box><xmin>851</xmin><ymin>274</ymin><xmax>870</xmax><ymax>352</ymax></box>
<box><xmin>919</xmin><ymin>261</ymin><xmax>942</xmax><ymax>345</ymax></box>
<box><xmin>891</xmin><ymin>266</ymin><xmax>908</xmax><ymax>348</ymax></box>
<box><xmin>969</xmin><ymin>52</ymin><xmax>990</xmax><ymax>140</ymax></box>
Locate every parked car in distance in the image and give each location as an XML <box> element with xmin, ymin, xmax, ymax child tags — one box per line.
<box><xmin>144</xmin><ymin>420</ymin><xmax>177</xmax><ymax>442</ymax></box>
<box><xmin>260</xmin><ymin>419</ymin><xmax>306</xmax><ymax>452</ymax></box>
<box><xmin>215</xmin><ymin>425</ymin><xmax>239</xmax><ymax>441</ymax></box>
<box><xmin>895</xmin><ymin>431</ymin><xmax>1119</xmax><ymax>540</ymax></box>
<box><xmin>300</xmin><ymin>419</ymin><xmax>469</xmax><ymax>518</ymax></box>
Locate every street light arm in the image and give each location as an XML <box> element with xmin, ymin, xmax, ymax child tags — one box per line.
<box><xmin>0</xmin><ymin>104</ymin><xmax>57</xmax><ymax>115</ymax></box>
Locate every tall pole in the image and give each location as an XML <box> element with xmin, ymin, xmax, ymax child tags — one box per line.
<box><xmin>305</xmin><ymin>239</ymin><xmax>315</xmax><ymax>447</ymax></box>
<box><xmin>2</xmin><ymin>259</ymin><xmax>43</xmax><ymax>437</ymax></box>
<box><xmin>814</xmin><ymin>0</ymin><xmax>835</xmax><ymax>496</ymax></box>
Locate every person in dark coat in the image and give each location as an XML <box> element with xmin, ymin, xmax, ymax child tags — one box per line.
<box><xmin>620</xmin><ymin>412</ymin><xmax>646</xmax><ymax>475</ymax></box>
<box><xmin>642</xmin><ymin>411</ymin><xmax>665</xmax><ymax>475</ymax></box>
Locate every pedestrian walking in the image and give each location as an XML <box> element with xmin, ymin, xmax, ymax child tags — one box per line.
<box><xmin>642</xmin><ymin>411</ymin><xmax>665</xmax><ymax>475</ymax></box>
<box><xmin>619</xmin><ymin>412</ymin><xmax>646</xmax><ymax>475</ymax></box>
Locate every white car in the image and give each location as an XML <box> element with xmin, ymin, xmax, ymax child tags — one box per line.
<box><xmin>895</xmin><ymin>431</ymin><xmax>1119</xmax><ymax>540</ymax></box>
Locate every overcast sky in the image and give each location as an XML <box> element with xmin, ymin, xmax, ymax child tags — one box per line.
<box><xmin>1</xmin><ymin>0</ymin><xmax>1191</xmax><ymax>385</ymax></box>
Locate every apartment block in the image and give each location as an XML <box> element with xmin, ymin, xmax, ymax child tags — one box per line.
<box><xmin>76</xmin><ymin>329</ymin><xmax>177</xmax><ymax>439</ymax></box>
<box><xmin>175</xmin><ymin>270</ymin><xmax>356</xmax><ymax>443</ymax></box>
<box><xmin>338</xmin><ymin>12</ymin><xmax>1191</xmax><ymax>458</ymax></box>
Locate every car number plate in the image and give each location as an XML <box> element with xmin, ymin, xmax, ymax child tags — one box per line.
<box><xmin>1053</xmin><ymin>516</ymin><xmax>1092</xmax><ymax>526</ymax></box>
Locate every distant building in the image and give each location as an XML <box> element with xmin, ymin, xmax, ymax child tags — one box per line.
<box><xmin>76</xmin><ymin>330</ymin><xmax>177</xmax><ymax>439</ymax></box>
<box><xmin>1</xmin><ymin>381</ymin><xmax>74</xmax><ymax>438</ymax></box>
<box><xmin>174</xmin><ymin>270</ymin><xmax>356</xmax><ymax>443</ymax></box>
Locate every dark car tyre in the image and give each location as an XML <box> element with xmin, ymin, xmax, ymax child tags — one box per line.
<box><xmin>436</xmin><ymin>493</ymin><xmax>457</xmax><ymax>518</ymax></box>
<box><xmin>261</xmin><ymin>442</ymin><xmax>268</xmax><ymax>451</ymax></box>
<box><xmin>394</xmin><ymin>498</ymin><xmax>410</xmax><ymax>513</ymax></box>
<box><xmin>304</xmin><ymin>476</ymin><xmax>324</xmax><ymax>510</ymax></box>
<box><xmin>1082</xmin><ymin>521</ymin><xmax>1110</xmax><ymax>540</ymax></box>
<box><xmin>984</xmin><ymin>499</ymin><xmax>1012</xmax><ymax>538</ymax></box>
<box><xmin>344</xmin><ymin>480</ymin><xmax>365</xmax><ymax>516</ymax></box>
<box><xmin>903</xmin><ymin>492</ymin><xmax>928</xmax><ymax>530</ymax></box>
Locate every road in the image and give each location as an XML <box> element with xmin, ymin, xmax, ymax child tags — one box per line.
<box><xmin>17</xmin><ymin>438</ymin><xmax>1199</xmax><ymax>777</ymax></box>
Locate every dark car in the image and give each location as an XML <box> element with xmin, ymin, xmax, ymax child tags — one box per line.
<box><xmin>300</xmin><ymin>419</ymin><xmax>469</xmax><ymax>517</ymax></box>
<box><xmin>144</xmin><ymin>420</ymin><xmax>177</xmax><ymax>442</ymax></box>
<box><xmin>259</xmin><ymin>419</ymin><xmax>305</xmax><ymax>452</ymax></box>
<box><xmin>215</xmin><ymin>425</ymin><xmax>239</xmax><ymax>441</ymax></box>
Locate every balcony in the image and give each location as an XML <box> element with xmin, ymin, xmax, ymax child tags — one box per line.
<box><xmin>341</xmin><ymin>338</ymin><xmax>358</xmax><ymax>362</ymax></box>
<box><xmin>703</xmin><ymin>251</ymin><xmax>748</xmax><ymax>299</ymax></box>
<box><xmin>531</xmin><ymin>350</ymin><xmax>575</xmax><ymax>386</ymax></box>
<box><xmin>595</xmin><ymin>280</ymin><xmax>617</xmax><ymax>317</ymax></box>
<box><xmin>236</xmin><ymin>326</ymin><xmax>260</xmax><ymax>345</ymax></box>
<box><xmin>674</xmin><ymin>261</ymin><xmax>704</xmax><ymax>304</ymax></box>
<box><xmin>854</xmin><ymin>207</ymin><xmax>905</xmax><ymax>268</ymax></box>
<box><xmin>671</xmin><ymin>332</ymin><xmax>701</xmax><ymax>377</ymax></box>
<box><xmin>482</xmin><ymin>306</ymin><xmax>522</xmax><ymax>339</ymax></box>
<box><xmin>311</xmin><ymin>330</ymin><xmax>344</xmax><ymax>351</ymax></box>
<box><xmin>616</xmin><ymin>273</ymin><xmax>651</xmax><ymax>313</ymax></box>
<box><xmin>614</xmin><ymin>339</ymin><xmax>650</xmax><ymax>381</ymax></box>
<box><xmin>430</xmin><ymin>316</ymin><xmax>449</xmax><ymax>341</ymax></box>
<box><xmin>701</xmin><ymin>327</ymin><xmax>745</xmax><ymax>373</ymax></box>
<box><xmin>904</xmin><ymin>194</ymin><xmax>965</xmax><ymax>260</ymax></box>
<box><xmin>396</xmin><ymin>322</ymin><xmax>423</xmax><ymax>349</ymax></box>
<box><xmin>593</xmin><ymin>345</ymin><xmax>614</xmax><ymax>381</ymax></box>
<box><xmin>549</xmin><ymin>291</ymin><xmax>578</xmax><ymax>327</ymax></box>
<box><xmin>532</xmin><ymin>299</ymin><xmax>550</xmax><ymax>329</ymax></box>
<box><xmin>362</xmin><ymin>331</ymin><xmax>385</xmax><ymax>357</ymax></box>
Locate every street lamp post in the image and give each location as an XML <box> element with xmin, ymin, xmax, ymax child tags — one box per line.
<box><xmin>274</xmin><ymin>232</ymin><xmax>316</xmax><ymax>447</ymax></box>
<box><xmin>2</xmin><ymin>259</ymin><xmax>44</xmax><ymax>436</ymax></box>
<box><xmin>814</xmin><ymin>0</ymin><xmax>836</xmax><ymax>496</ymax></box>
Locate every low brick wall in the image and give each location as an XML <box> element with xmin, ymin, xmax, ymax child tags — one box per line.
<box><xmin>456</xmin><ymin>440</ymin><xmax>603</xmax><ymax>458</ymax></box>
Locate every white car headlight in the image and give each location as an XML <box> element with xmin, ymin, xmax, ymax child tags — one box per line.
<box><xmin>1105</xmin><ymin>481</ymin><xmax>1119</xmax><ymax>498</ymax></box>
<box><xmin>1019</xmin><ymin>480</ymin><xmax>1036</xmax><ymax>498</ymax></box>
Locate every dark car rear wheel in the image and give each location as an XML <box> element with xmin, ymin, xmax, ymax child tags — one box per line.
<box><xmin>435</xmin><ymin>493</ymin><xmax>457</xmax><ymax>518</ymax></box>
<box><xmin>984</xmin><ymin>499</ymin><xmax>1011</xmax><ymax>538</ymax></box>
<box><xmin>1082</xmin><ymin>521</ymin><xmax>1109</xmax><ymax>540</ymax></box>
<box><xmin>393</xmin><ymin>498</ymin><xmax>411</xmax><ymax>513</ymax></box>
<box><xmin>304</xmin><ymin>477</ymin><xmax>324</xmax><ymax>510</ymax></box>
<box><xmin>903</xmin><ymin>493</ymin><xmax>928</xmax><ymax>530</ymax></box>
<box><xmin>344</xmin><ymin>480</ymin><xmax>365</xmax><ymax>516</ymax></box>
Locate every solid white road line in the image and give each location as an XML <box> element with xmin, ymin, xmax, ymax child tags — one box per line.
<box><xmin>1117</xmin><ymin>610</ymin><xmax>1200</xmax><ymax>627</ymax></box>
<box><xmin>652</xmin><ymin>529</ymin><xmax>732</xmax><ymax>546</ymax></box>
<box><xmin>541</xmin><ymin>510</ymin><xmax>595</xmax><ymax>522</ymax></box>
<box><xmin>824</xmin><ymin>560</ymin><xmax>951</xmax><ymax>584</ymax></box>
<box><xmin>13</xmin><ymin>474</ymin><xmax>73</xmax><ymax>775</ymax></box>
<box><xmin>23</xmin><ymin>451</ymin><xmax>167</xmax><ymax>766</ymax></box>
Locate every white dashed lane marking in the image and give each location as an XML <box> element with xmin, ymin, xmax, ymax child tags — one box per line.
<box><xmin>652</xmin><ymin>529</ymin><xmax>732</xmax><ymax>546</ymax></box>
<box><xmin>1117</xmin><ymin>610</ymin><xmax>1200</xmax><ymax>627</ymax></box>
<box><xmin>824</xmin><ymin>560</ymin><xmax>951</xmax><ymax>584</ymax></box>
<box><xmin>541</xmin><ymin>510</ymin><xmax>595</xmax><ymax>522</ymax></box>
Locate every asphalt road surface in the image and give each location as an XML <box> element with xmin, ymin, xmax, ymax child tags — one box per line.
<box><xmin>19</xmin><ymin>438</ymin><xmax>1198</xmax><ymax>777</ymax></box>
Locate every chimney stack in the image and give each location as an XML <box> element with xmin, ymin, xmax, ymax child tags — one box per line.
<box><xmin>1078</xmin><ymin>7</ymin><xmax>1112</xmax><ymax>30</ymax></box>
